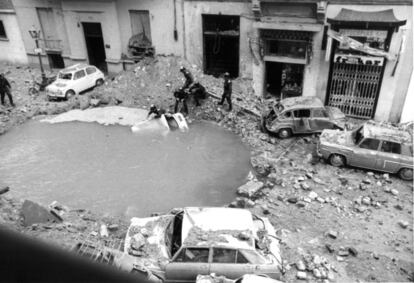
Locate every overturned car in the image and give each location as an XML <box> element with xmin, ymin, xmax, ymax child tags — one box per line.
<box><xmin>261</xmin><ymin>97</ymin><xmax>345</xmax><ymax>138</ymax></box>
<box><xmin>123</xmin><ymin>207</ymin><xmax>283</xmax><ymax>282</ymax></box>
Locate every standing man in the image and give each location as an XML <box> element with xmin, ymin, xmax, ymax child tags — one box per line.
<box><xmin>174</xmin><ymin>88</ymin><xmax>189</xmax><ymax>115</ymax></box>
<box><xmin>218</xmin><ymin>72</ymin><xmax>232</xmax><ymax>111</ymax></box>
<box><xmin>179</xmin><ymin>66</ymin><xmax>194</xmax><ymax>91</ymax></box>
<box><xmin>0</xmin><ymin>73</ymin><xmax>14</xmax><ymax>107</ymax></box>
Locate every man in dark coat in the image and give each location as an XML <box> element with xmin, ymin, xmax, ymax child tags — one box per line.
<box><xmin>218</xmin><ymin>72</ymin><xmax>232</xmax><ymax>111</ymax></box>
<box><xmin>189</xmin><ymin>82</ymin><xmax>207</xmax><ymax>106</ymax></box>
<box><xmin>173</xmin><ymin>88</ymin><xmax>189</xmax><ymax>115</ymax></box>
<box><xmin>180</xmin><ymin>66</ymin><xmax>194</xmax><ymax>91</ymax></box>
<box><xmin>0</xmin><ymin>73</ymin><xmax>14</xmax><ymax>107</ymax></box>
<box><xmin>147</xmin><ymin>104</ymin><xmax>166</xmax><ymax>119</ymax></box>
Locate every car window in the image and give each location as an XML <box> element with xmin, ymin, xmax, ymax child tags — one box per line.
<box><xmin>236</xmin><ymin>251</ymin><xmax>249</xmax><ymax>264</ymax></box>
<box><xmin>239</xmin><ymin>250</ymin><xmax>266</xmax><ymax>264</ymax></box>
<box><xmin>293</xmin><ymin>109</ymin><xmax>310</xmax><ymax>118</ymax></box>
<box><xmin>74</xmin><ymin>70</ymin><xmax>86</xmax><ymax>80</ymax></box>
<box><xmin>59</xmin><ymin>73</ymin><xmax>72</xmax><ymax>80</ymax></box>
<box><xmin>212</xmin><ymin>248</ymin><xmax>237</xmax><ymax>263</ymax></box>
<box><xmin>86</xmin><ymin>67</ymin><xmax>96</xmax><ymax>75</ymax></box>
<box><xmin>312</xmin><ymin>109</ymin><xmax>328</xmax><ymax>118</ymax></box>
<box><xmin>173</xmin><ymin>247</ymin><xmax>209</xmax><ymax>263</ymax></box>
<box><xmin>380</xmin><ymin>141</ymin><xmax>401</xmax><ymax>154</ymax></box>
<box><xmin>401</xmin><ymin>145</ymin><xmax>413</xmax><ymax>156</ymax></box>
<box><xmin>359</xmin><ymin>138</ymin><xmax>380</xmax><ymax>150</ymax></box>
<box><xmin>280</xmin><ymin>111</ymin><xmax>292</xmax><ymax>119</ymax></box>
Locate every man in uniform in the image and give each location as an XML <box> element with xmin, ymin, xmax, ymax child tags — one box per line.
<box><xmin>218</xmin><ymin>72</ymin><xmax>232</xmax><ymax>111</ymax></box>
<box><xmin>0</xmin><ymin>73</ymin><xmax>14</xmax><ymax>107</ymax></box>
<box><xmin>173</xmin><ymin>88</ymin><xmax>189</xmax><ymax>115</ymax></box>
<box><xmin>147</xmin><ymin>104</ymin><xmax>166</xmax><ymax>119</ymax></box>
<box><xmin>179</xmin><ymin>66</ymin><xmax>194</xmax><ymax>91</ymax></box>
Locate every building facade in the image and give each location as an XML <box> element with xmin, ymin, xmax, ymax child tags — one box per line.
<box><xmin>1</xmin><ymin>0</ymin><xmax>412</xmax><ymax>122</ymax></box>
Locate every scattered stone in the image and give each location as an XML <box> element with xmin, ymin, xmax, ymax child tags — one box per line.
<box><xmin>338</xmin><ymin>177</ymin><xmax>348</xmax><ymax>186</ymax></box>
<box><xmin>391</xmin><ymin>189</ymin><xmax>399</xmax><ymax>196</ymax></box>
<box><xmin>90</xmin><ymin>231</ymin><xmax>98</xmax><ymax>237</ymax></box>
<box><xmin>326</xmin><ymin>244</ymin><xmax>335</xmax><ymax>253</ymax></box>
<box><xmin>384</xmin><ymin>186</ymin><xmax>391</xmax><ymax>193</ymax></box>
<box><xmin>308</xmin><ymin>191</ymin><xmax>318</xmax><ymax>200</ymax></box>
<box><xmin>297</xmin><ymin>201</ymin><xmax>306</xmax><ymax>208</ymax></box>
<box><xmin>296</xmin><ymin>260</ymin><xmax>306</xmax><ymax>271</ymax></box>
<box><xmin>301</xmin><ymin>182</ymin><xmax>310</xmax><ymax>190</ymax></box>
<box><xmin>296</xmin><ymin>271</ymin><xmax>307</xmax><ymax>280</ymax></box>
<box><xmin>108</xmin><ymin>224</ymin><xmax>119</xmax><ymax>231</ymax></box>
<box><xmin>0</xmin><ymin>186</ymin><xmax>10</xmax><ymax>195</ymax></box>
<box><xmin>261</xmin><ymin>204</ymin><xmax>270</xmax><ymax>215</ymax></box>
<box><xmin>303</xmin><ymin>197</ymin><xmax>312</xmax><ymax>203</ymax></box>
<box><xmin>313</xmin><ymin>268</ymin><xmax>322</xmax><ymax>278</ymax></box>
<box><xmin>348</xmin><ymin>247</ymin><xmax>358</xmax><ymax>257</ymax></box>
<box><xmin>394</xmin><ymin>204</ymin><xmax>404</xmax><ymax>211</ymax></box>
<box><xmin>359</xmin><ymin>184</ymin><xmax>368</xmax><ymax>191</ymax></box>
<box><xmin>316</xmin><ymin>197</ymin><xmax>325</xmax><ymax>203</ymax></box>
<box><xmin>367</xmin><ymin>172</ymin><xmax>374</xmax><ymax>176</ymax></box>
<box><xmin>287</xmin><ymin>197</ymin><xmax>298</xmax><ymax>204</ymax></box>
<box><xmin>20</xmin><ymin>200</ymin><xmax>62</xmax><ymax>227</ymax></box>
<box><xmin>327</xmin><ymin>271</ymin><xmax>335</xmax><ymax>280</ymax></box>
<box><xmin>398</xmin><ymin>220</ymin><xmax>409</xmax><ymax>229</ymax></box>
<box><xmin>376</xmin><ymin>181</ymin><xmax>382</xmax><ymax>186</ymax></box>
<box><xmin>297</xmin><ymin>176</ymin><xmax>306</xmax><ymax>182</ymax></box>
<box><xmin>362</xmin><ymin>196</ymin><xmax>371</xmax><ymax>205</ymax></box>
<box><xmin>337</xmin><ymin>248</ymin><xmax>349</xmax><ymax>257</ymax></box>
<box><xmin>306</xmin><ymin>172</ymin><xmax>313</xmax><ymax>179</ymax></box>
<box><xmin>362</xmin><ymin>179</ymin><xmax>372</xmax><ymax>184</ymax></box>
<box><xmin>356</xmin><ymin>206</ymin><xmax>367</xmax><ymax>213</ymax></box>
<box><xmin>313</xmin><ymin>177</ymin><xmax>325</xmax><ymax>185</ymax></box>
<box><xmin>336</xmin><ymin>256</ymin><xmax>345</xmax><ymax>262</ymax></box>
<box><xmin>327</xmin><ymin>230</ymin><xmax>338</xmax><ymax>239</ymax></box>
<box><xmin>236</xmin><ymin>180</ymin><xmax>264</xmax><ymax>198</ymax></box>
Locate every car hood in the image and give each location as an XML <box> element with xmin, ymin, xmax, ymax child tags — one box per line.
<box><xmin>325</xmin><ymin>106</ymin><xmax>346</xmax><ymax>128</ymax></box>
<box><xmin>47</xmin><ymin>80</ymin><xmax>68</xmax><ymax>89</ymax></box>
<box><xmin>320</xmin><ymin>129</ymin><xmax>354</xmax><ymax>147</ymax></box>
<box><xmin>124</xmin><ymin>215</ymin><xmax>174</xmax><ymax>269</ymax></box>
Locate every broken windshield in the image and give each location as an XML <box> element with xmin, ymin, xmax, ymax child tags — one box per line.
<box><xmin>275</xmin><ymin>102</ymin><xmax>284</xmax><ymax>113</ymax></box>
<box><xmin>353</xmin><ymin>126</ymin><xmax>364</xmax><ymax>145</ymax></box>
<box><xmin>59</xmin><ymin>73</ymin><xmax>72</xmax><ymax>80</ymax></box>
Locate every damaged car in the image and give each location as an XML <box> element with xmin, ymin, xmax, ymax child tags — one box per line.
<box><xmin>122</xmin><ymin>207</ymin><xmax>283</xmax><ymax>282</ymax></box>
<box><xmin>318</xmin><ymin>121</ymin><xmax>413</xmax><ymax>180</ymax></box>
<box><xmin>261</xmin><ymin>97</ymin><xmax>345</xmax><ymax>138</ymax></box>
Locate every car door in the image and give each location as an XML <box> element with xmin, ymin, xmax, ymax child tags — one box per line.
<box><xmin>375</xmin><ymin>140</ymin><xmax>402</xmax><ymax>173</ymax></box>
<box><xmin>310</xmin><ymin>108</ymin><xmax>331</xmax><ymax>132</ymax></box>
<box><xmin>349</xmin><ymin>138</ymin><xmax>380</xmax><ymax>169</ymax></box>
<box><xmin>165</xmin><ymin>247</ymin><xmax>210</xmax><ymax>282</ymax></box>
<box><xmin>73</xmin><ymin>70</ymin><xmax>87</xmax><ymax>93</ymax></box>
<box><xmin>293</xmin><ymin>109</ymin><xmax>312</xmax><ymax>133</ymax></box>
<box><xmin>86</xmin><ymin>67</ymin><xmax>98</xmax><ymax>88</ymax></box>
<box><xmin>209</xmin><ymin>248</ymin><xmax>255</xmax><ymax>279</ymax></box>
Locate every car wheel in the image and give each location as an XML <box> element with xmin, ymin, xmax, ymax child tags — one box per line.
<box><xmin>398</xmin><ymin>168</ymin><xmax>413</xmax><ymax>181</ymax></box>
<box><xmin>278</xmin><ymin>128</ymin><xmax>292</xmax><ymax>139</ymax></box>
<box><xmin>329</xmin><ymin>154</ymin><xmax>346</xmax><ymax>167</ymax></box>
<box><xmin>65</xmin><ymin>90</ymin><xmax>75</xmax><ymax>100</ymax></box>
<box><xmin>95</xmin><ymin>79</ymin><xmax>104</xmax><ymax>87</ymax></box>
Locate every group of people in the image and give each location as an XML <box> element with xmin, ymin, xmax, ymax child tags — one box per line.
<box><xmin>148</xmin><ymin>66</ymin><xmax>232</xmax><ymax>120</ymax></box>
<box><xmin>0</xmin><ymin>73</ymin><xmax>14</xmax><ymax>107</ymax></box>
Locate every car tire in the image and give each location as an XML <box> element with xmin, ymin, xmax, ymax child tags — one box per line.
<box><xmin>95</xmin><ymin>79</ymin><xmax>104</xmax><ymax>87</ymax></box>
<box><xmin>329</xmin><ymin>154</ymin><xmax>346</xmax><ymax>167</ymax></box>
<box><xmin>278</xmin><ymin>128</ymin><xmax>292</xmax><ymax>139</ymax></box>
<box><xmin>398</xmin><ymin>168</ymin><xmax>413</xmax><ymax>181</ymax></box>
<box><xmin>65</xmin><ymin>90</ymin><xmax>75</xmax><ymax>100</ymax></box>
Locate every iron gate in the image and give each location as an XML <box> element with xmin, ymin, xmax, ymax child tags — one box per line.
<box><xmin>327</xmin><ymin>61</ymin><xmax>383</xmax><ymax>119</ymax></box>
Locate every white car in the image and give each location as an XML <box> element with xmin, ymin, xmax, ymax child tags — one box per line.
<box><xmin>46</xmin><ymin>64</ymin><xmax>104</xmax><ymax>100</ymax></box>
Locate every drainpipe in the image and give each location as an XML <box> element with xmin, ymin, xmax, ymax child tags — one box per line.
<box><xmin>180</xmin><ymin>0</ymin><xmax>187</xmax><ymax>60</ymax></box>
<box><xmin>173</xmin><ymin>0</ymin><xmax>178</xmax><ymax>41</ymax></box>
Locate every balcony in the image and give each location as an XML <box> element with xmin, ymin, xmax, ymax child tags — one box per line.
<box><xmin>40</xmin><ymin>39</ymin><xmax>63</xmax><ymax>53</ymax></box>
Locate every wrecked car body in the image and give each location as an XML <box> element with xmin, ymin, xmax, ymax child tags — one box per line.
<box><xmin>123</xmin><ymin>207</ymin><xmax>283</xmax><ymax>282</ymax></box>
<box><xmin>196</xmin><ymin>274</ymin><xmax>283</xmax><ymax>283</ymax></box>
<box><xmin>318</xmin><ymin>121</ymin><xmax>413</xmax><ymax>180</ymax></box>
<box><xmin>261</xmin><ymin>97</ymin><xmax>345</xmax><ymax>138</ymax></box>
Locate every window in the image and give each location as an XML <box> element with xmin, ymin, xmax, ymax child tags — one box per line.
<box><xmin>59</xmin><ymin>73</ymin><xmax>72</xmax><ymax>80</ymax></box>
<box><xmin>212</xmin><ymin>248</ymin><xmax>249</xmax><ymax>264</ymax></box>
<box><xmin>213</xmin><ymin>248</ymin><xmax>237</xmax><ymax>263</ymax></box>
<box><xmin>359</xmin><ymin>138</ymin><xmax>380</xmax><ymax>150</ymax></box>
<box><xmin>281</xmin><ymin>111</ymin><xmax>292</xmax><ymax>119</ymax></box>
<box><xmin>266</xmin><ymin>39</ymin><xmax>307</xmax><ymax>59</ymax></box>
<box><xmin>380</xmin><ymin>141</ymin><xmax>401</xmax><ymax>154</ymax></box>
<box><xmin>74</xmin><ymin>70</ymin><xmax>86</xmax><ymax>80</ymax></box>
<box><xmin>173</xmin><ymin>248</ymin><xmax>209</xmax><ymax>263</ymax></box>
<box><xmin>312</xmin><ymin>109</ymin><xmax>328</xmax><ymax>118</ymax></box>
<box><xmin>0</xmin><ymin>21</ymin><xmax>7</xmax><ymax>39</ymax></box>
<box><xmin>294</xmin><ymin>109</ymin><xmax>310</xmax><ymax>118</ymax></box>
<box><xmin>86</xmin><ymin>67</ymin><xmax>96</xmax><ymax>75</ymax></box>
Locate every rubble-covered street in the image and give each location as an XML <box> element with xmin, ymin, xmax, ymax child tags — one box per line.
<box><xmin>0</xmin><ymin>58</ymin><xmax>413</xmax><ymax>282</ymax></box>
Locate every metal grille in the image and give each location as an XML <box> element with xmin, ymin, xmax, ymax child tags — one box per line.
<box><xmin>328</xmin><ymin>62</ymin><xmax>383</xmax><ymax>119</ymax></box>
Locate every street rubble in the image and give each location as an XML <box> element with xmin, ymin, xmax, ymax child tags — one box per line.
<box><xmin>0</xmin><ymin>57</ymin><xmax>413</xmax><ymax>282</ymax></box>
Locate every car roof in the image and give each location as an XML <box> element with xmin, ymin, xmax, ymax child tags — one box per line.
<box><xmin>60</xmin><ymin>64</ymin><xmax>90</xmax><ymax>73</ymax></box>
<box><xmin>181</xmin><ymin>207</ymin><xmax>255</xmax><ymax>250</ymax></box>
<box><xmin>278</xmin><ymin>96</ymin><xmax>324</xmax><ymax>111</ymax></box>
<box><xmin>362</xmin><ymin>122</ymin><xmax>412</xmax><ymax>145</ymax></box>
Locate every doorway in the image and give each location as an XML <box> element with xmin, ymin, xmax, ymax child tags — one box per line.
<box><xmin>202</xmin><ymin>15</ymin><xmax>239</xmax><ymax>77</ymax></box>
<box><xmin>265</xmin><ymin>62</ymin><xmax>304</xmax><ymax>99</ymax></box>
<box><xmin>82</xmin><ymin>22</ymin><xmax>107</xmax><ymax>73</ymax></box>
